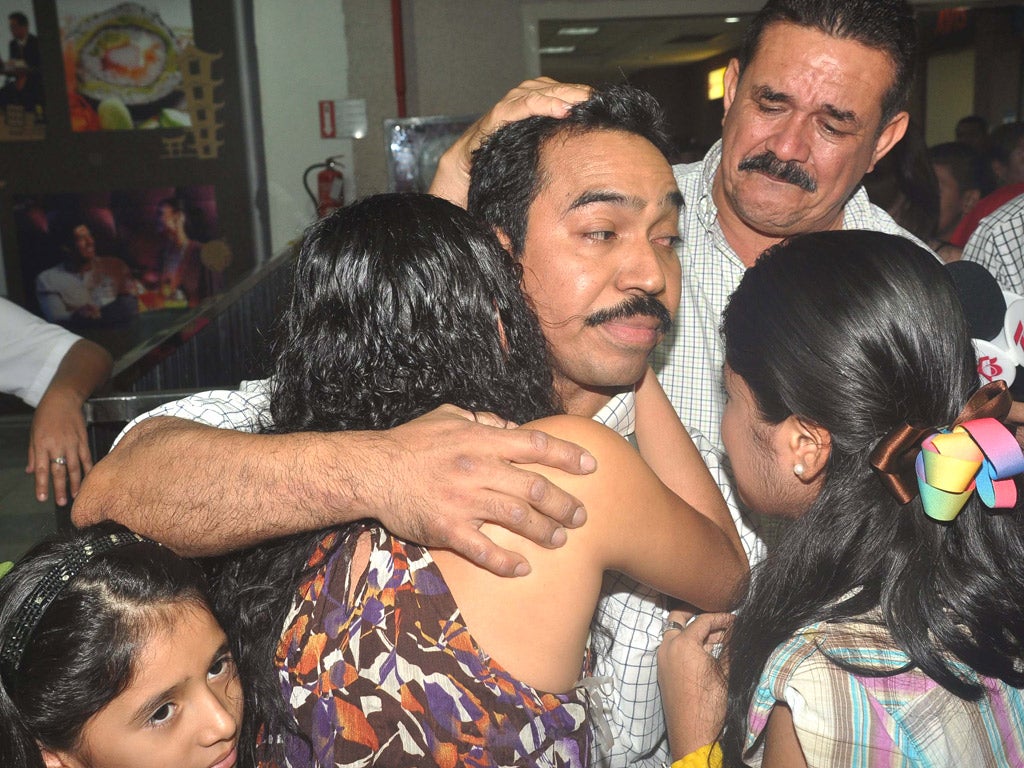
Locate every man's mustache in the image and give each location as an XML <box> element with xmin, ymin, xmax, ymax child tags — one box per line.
<box><xmin>585</xmin><ymin>294</ymin><xmax>672</xmax><ymax>334</ymax></box>
<box><xmin>738</xmin><ymin>151</ymin><xmax>817</xmax><ymax>192</ymax></box>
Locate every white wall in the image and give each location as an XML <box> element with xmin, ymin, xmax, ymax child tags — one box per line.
<box><xmin>254</xmin><ymin>0</ymin><xmax>353</xmax><ymax>256</ymax></box>
<box><xmin>343</xmin><ymin>0</ymin><xmax>397</xmax><ymax>201</ymax></box>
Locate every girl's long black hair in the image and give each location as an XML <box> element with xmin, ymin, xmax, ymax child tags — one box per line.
<box><xmin>212</xmin><ymin>193</ymin><xmax>560</xmax><ymax>765</ymax></box>
<box><xmin>0</xmin><ymin>523</ymin><xmax>212</xmax><ymax>768</ymax></box>
<box><xmin>719</xmin><ymin>230</ymin><xmax>1024</xmax><ymax>765</ymax></box>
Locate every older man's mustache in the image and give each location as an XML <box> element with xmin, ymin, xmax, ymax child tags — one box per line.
<box><xmin>738</xmin><ymin>151</ymin><xmax>817</xmax><ymax>192</ymax></box>
<box><xmin>585</xmin><ymin>294</ymin><xmax>672</xmax><ymax>334</ymax></box>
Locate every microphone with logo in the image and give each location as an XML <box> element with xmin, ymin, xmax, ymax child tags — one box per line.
<box><xmin>947</xmin><ymin>260</ymin><xmax>1024</xmax><ymax>398</ymax></box>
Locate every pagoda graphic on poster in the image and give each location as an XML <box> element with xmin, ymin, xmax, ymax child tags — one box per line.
<box><xmin>161</xmin><ymin>45</ymin><xmax>223</xmax><ymax>159</ymax></box>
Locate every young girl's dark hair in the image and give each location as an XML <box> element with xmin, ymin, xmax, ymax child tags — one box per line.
<box><xmin>213</xmin><ymin>192</ymin><xmax>560</xmax><ymax>765</ymax></box>
<box><xmin>0</xmin><ymin>523</ymin><xmax>212</xmax><ymax>768</ymax></box>
<box><xmin>718</xmin><ymin>230</ymin><xmax>1024</xmax><ymax>765</ymax></box>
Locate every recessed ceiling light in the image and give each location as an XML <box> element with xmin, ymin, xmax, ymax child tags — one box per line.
<box><xmin>725</xmin><ymin>16</ymin><xmax>741</xmax><ymax>23</ymax></box>
<box><xmin>558</xmin><ymin>26</ymin><xmax>599</xmax><ymax>36</ymax></box>
<box><xmin>539</xmin><ymin>45</ymin><xmax>576</xmax><ymax>55</ymax></box>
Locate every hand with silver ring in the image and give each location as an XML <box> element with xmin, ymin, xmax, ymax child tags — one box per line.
<box><xmin>663</xmin><ymin>619</ymin><xmax>686</xmax><ymax>634</ymax></box>
<box><xmin>51</xmin><ymin>456</ymin><xmax>67</xmax><ymax>465</ymax></box>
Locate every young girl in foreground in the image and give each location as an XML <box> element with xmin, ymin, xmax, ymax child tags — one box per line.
<box><xmin>216</xmin><ymin>192</ymin><xmax>747</xmax><ymax>767</ymax></box>
<box><xmin>0</xmin><ymin>524</ymin><xmax>243</xmax><ymax>768</ymax></box>
<box><xmin>660</xmin><ymin>231</ymin><xmax>1024</xmax><ymax>766</ymax></box>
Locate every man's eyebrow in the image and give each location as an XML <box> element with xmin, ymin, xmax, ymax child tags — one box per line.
<box><xmin>753</xmin><ymin>85</ymin><xmax>792</xmax><ymax>105</ymax></box>
<box><xmin>821</xmin><ymin>103</ymin><xmax>859</xmax><ymax>125</ymax></box>
<box><xmin>568</xmin><ymin>190</ymin><xmax>636</xmax><ymax>212</ymax></box>
<box><xmin>753</xmin><ymin>84</ymin><xmax>860</xmax><ymax>126</ymax></box>
<box><xmin>568</xmin><ymin>188</ymin><xmax>682</xmax><ymax>213</ymax></box>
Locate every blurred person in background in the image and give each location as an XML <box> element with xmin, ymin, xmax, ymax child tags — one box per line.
<box><xmin>928</xmin><ymin>141</ymin><xmax>994</xmax><ymax>259</ymax></box>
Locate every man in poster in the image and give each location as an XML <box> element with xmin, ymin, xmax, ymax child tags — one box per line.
<box><xmin>156</xmin><ymin>197</ymin><xmax>223</xmax><ymax>306</ymax></box>
<box><xmin>0</xmin><ymin>11</ymin><xmax>43</xmax><ymax>117</ymax></box>
<box><xmin>36</xmin><ymin>222</ymin><xmax>138</xmax><ymax>325</ymax></box>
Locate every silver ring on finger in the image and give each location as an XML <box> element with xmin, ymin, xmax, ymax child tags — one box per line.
<box><xmin>51</xmin><ymin>456</ymin><xmax>67</xmax><ymax>466</ymax></box>
<box><xmin>663</xmin><ymin>619</ymin><xmax>685</xmax><ymax>634</ymax></box>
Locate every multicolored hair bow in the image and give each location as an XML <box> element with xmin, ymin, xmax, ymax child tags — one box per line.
<box><xmin>870</xmin><ymin>381</ymin><xmax>1024</xmax><ymax>521</ymax></box>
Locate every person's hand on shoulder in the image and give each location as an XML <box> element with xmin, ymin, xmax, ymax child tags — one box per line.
<box><xmin>370</xmin><ymin>404</ymin><xmax>596</xmax><ymax>577</ymax></box>
<box><xmin>429</xmin><ymin>78</ymin><xmax>591</xmax><ymax>207</ymax></box>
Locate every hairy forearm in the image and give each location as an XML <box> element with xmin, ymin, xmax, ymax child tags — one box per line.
<box><xmin>73</xmin><ymin>416</ymin><xmax>385</xmax><ymax>556</ymax></box>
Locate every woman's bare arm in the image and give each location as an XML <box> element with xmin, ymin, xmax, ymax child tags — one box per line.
<box><xmin>524</xmin><ymin>416</ymin><xmax>748</xmax><ymax>611</ymax></box>
<box><xmin>635</xmin><ymin>367</ymin><xmax>747</xmax><ymax>563</ymax></box>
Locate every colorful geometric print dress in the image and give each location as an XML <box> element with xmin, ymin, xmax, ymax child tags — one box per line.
<box><xmin>256</xmin><ymin>523</ymin><xmax>592</xmax><ymax>768</ymax></box>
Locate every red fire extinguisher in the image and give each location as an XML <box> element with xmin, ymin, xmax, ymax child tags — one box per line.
<box><xmin>303</xmin><ymin>155</ymin><xmax>345</xmax><ymax>218</ymax></box>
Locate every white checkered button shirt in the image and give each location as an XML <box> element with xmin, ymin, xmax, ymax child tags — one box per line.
<box><xmin>962</xmin><ymin>192</ymin><xmax>1024</xmax><ymax>294</ymax></box>
<box><xmin>112</xmin><ymin>379</ymin><xmax>272</xmax><ymax>446</ymax></box>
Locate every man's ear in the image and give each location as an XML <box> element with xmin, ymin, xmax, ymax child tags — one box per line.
<box><xmin>492</xmin><ymin>299</ymin><xmax>509</xmax><ymax>352</ymax></box>
<box><xmin>494</xmin><ymin>228</ymin><xmax>513</xmax><ymax>254</ymax></box>
<box><xmin>866</xmin><ymin>111</ymin><xmax>909</xmax><ymax>173</ymax></box>
<box><xmin>39</xmin><ymin>746</ymin><xmax>77</xmax><ymax>768</ymax></box>
<box><xmin>722</xmin><ymin>58</ymin><xmax>741</xmax><ymax>124</ymax></box>
<box><xmin>782</xmin><ymin>415</ymin><xmax>832</xmax><ymax>483</ymax></box>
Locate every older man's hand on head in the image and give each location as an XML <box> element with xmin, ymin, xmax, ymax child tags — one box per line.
<box><xmin>429</xmin><ymin>78</ymin><xmax>591</xmax><ymax>208</ymax></box>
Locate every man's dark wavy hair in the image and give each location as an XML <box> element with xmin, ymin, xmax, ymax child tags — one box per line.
<box><xmin>467</xmin><ymin>83</ymin><xmax>674</xmax><ymax>258</ymax></box>
<box><xmin>213</xmin><ymin>192</ymin><xmax>559</xmax><ymax>766</ymax></box>
<box><xmin>717</xmin><ymin>230</ymin><xmax>1024</xmax><ymax>765</ymax></box>
<box><xmin>738</xmin><ymin>0</ymin><xmax>917</xmax><ymax>126</ymax></box>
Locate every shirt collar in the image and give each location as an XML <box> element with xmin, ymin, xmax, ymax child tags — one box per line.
<box><xmin>591</xmin><ymin>390</ymin><xmax>635</xmax><ymax>439</ymax></box>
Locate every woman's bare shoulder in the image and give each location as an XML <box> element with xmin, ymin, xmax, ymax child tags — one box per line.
<box><xmin>521</xmin><ymin>415</ymin><xmax>650</xmax><ymax>484</ymax></box>
<box><xmin>523</xmin><ymin>414</ymin><xmax>631</xmax><ymax>452</ymax></box>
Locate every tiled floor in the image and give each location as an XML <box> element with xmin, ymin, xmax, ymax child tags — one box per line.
<box><xmin>0</xmin><ymin>415</ymin><xmax>62</xmax><ymax>563</ymax></box>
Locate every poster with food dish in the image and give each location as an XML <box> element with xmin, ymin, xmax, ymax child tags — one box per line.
<box><xmin>58</xmin><ymin>0</ymin><xmax>194</xmax><ymax>132</ymax></box>
<box><xmin>0</xmin><ymin>3</ymin><xmax>46</xmax><ymax>141</ymax></box>
<box><xmin>12</xmin><ymin>185</ymin><xmax>230</xmax><ymax>330</ymax></box>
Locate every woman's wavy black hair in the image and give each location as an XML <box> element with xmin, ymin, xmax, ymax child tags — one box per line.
<box><xmin>0</xmin><ymin>523</ymin><xmax>212</xmax><ymax>768</ymax></box>
<box><xmin>718</xmin><ymin>230</ymin><xmax>1024</xmax><ymax>765</ymax></box>
<box><xmin>267</xmin><ymin>192</ymin><xmax>557</xmax><ymax>431</ymax></box>
<box><xmin>214</xmin><ymin>192</ymin><xmax>559</xmax><ymax>766</ymax></box>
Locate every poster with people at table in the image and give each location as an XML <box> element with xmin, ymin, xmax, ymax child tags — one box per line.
<box><xmin>12</xmin><ymin>185</ymin><xmax>229</xmax><ymax>330</ymax></box>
